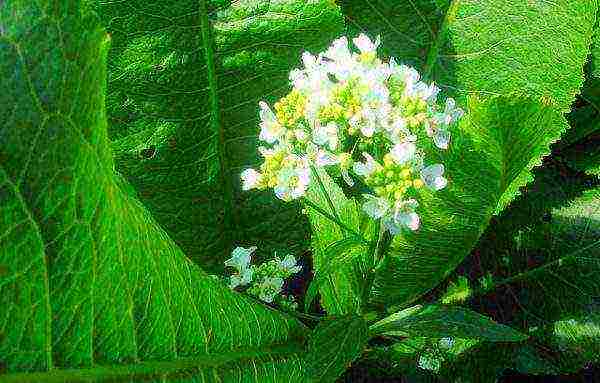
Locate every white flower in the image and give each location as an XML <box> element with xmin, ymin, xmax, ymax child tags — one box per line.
<box><xmin>387</xmin><ymin>117</ymin><xmax>416</xmax><ymax>143</ymax></box>
<box><xmin>274</xmin><ymin>160</ymin><xmax>311</xmax><ymax>201</ymax></box>
<box><xmin>433</xmin><ymin>128</ymin><xmax>450</xmax><ymax>150</ymax></box>
<box><xmin>229</xmin><ymin>267</ymin><xmax>253</xmax><ymax>289</ymax></box>
<box><xmin>257</xmin><ymin>277</ymin><xmax>285</xmax><ymax>303</ymax></box>
<box><xmin>313</xmin><ymin>121</ymin><xmax>339</xmax><ymax>150</ymax></box>
<box><xmin>353</xmin><ymin>152</ymin><xmax>380</xmax><ymax>177</ymax></box>
<box><xmin>353</xmin><ymin>33</ymin><xmax>380</xmax><ymax>54</ymax></box>
<box><xmin>240</xmin><ymin>169</ymin><xmax>261</xmax><ymax>190</ymax></box>
<box><xmin>323</xmin><ymin>36</ymin><xmax>355</xmax><ymax>80</ymax></box>
<box><xmin>420</xmin><ymin>164</ymin><xmax>447</xmax><ymax>190</ymax></box>
<box><xmin>390</xmin><ymin>58</ymin><xmax>420</xmax><ymax>88</ymax></box>
<box><xmin>258</xmin><ymin>101</ymin><xmax>284</xmax><ymax>143</ymax></box>
<box><xmin>225</xmin><ymin>246</ymin><xmax>257</xmax><ymax>272</ymax></box>
<box><xmin>278</xmin><ymin>254</ymin><xmax>302</xmax><ymax>275</ymax></box>
<box><xmin>390</xmin><ymin>142</ymin><xmax>416</xmax><ymax>165</ymax></box>
<box><xmin>383</xmin><ymin>199</ymin><xmax>420</xmax><ymax>233</ymax></box>
<box><xmin>324</xmin><ymin>36</ymin><xmax>353</xmax><ymax>63</ymax></box>
<box><xmin>414</xmin><ymin>81</ymin><xmax>440</xmax><ymax>103</ymax></box>
<box><xmin>362</xmin><ymin>194</ymin><xmax>390</xmax><ymax>219</ymax></box>
<box><xmin>315</xmin><ymin>149</ymin><xmax>338</xmax><ymax>167</ymax></box>
<box><xmin>441</xmin><ymin>97</ymin><xmax>464</xmax><ymax>125</ymax></box>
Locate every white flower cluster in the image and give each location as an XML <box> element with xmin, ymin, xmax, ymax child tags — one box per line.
<box><xmin>241</xmin><ymin>34</ymin><xmax>464</xmax><ymax>234</ymax></box>
<box><xmin>224</xmin><ymin>246</ymin><xmax>302</xmax><ymax>304</ymax></box>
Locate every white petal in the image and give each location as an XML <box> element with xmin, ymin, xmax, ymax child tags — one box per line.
<box><xmin>353</xmin><ymin>33</ymin><xmax>379</xmax><ymax>53</ymax></box>
<box><xmin>353</xmin><ymin>152</ymin><xmax>378</xmax><ymax>176</ymax></box>
<box><xmin>258</xmin><ymin>101</ymin><xmax>281</xmax><ymax>143</ymax></box>
<box><xmin>362</xmin><ymin>194</ymin><xmax>389</xmax><ymax>219</ymax></box>
<box><xmin>240</xmin><ymin>169</ymin><xmax>261</xmax><ymax>190</ymax></box>
<box><xmin>341</xmin><ymin>169</ymin><xmax>355</xmax><ymax>187</ymax></box>
<box><xmin>382</xmin><ymin>216</ymin><xmax>402</xmax><ymax>235</ymax></box>
<box><xmin>390</xmin><ymin>142</ymin><xmax>416</xmax><ymax>165</ymax></box>
<box><xmin>397</xmin><ymin>212</ymin><xmax>420</xmax><ymax>231</ymax></box>
<box><xmin>301</xmin><ymin>51</ymin><xmax>317</xmax><ymax>69</ymax></box>
<box><xmin>360</xmin><ymin>123</ymin><xmax>376</xmax><ymax>137</ymax></box>
<box><xmin>229</xmin><ymin>274</ymin><xmax>242</xmax><ymax>289</ymax></box>
<box><xmin>315</xmin><ymin>150</ymin><xmax>338</xmax><ymax>167</ymax></box>
<box><xmin>274</xmin><ymin>185</ymin><xmax>290</xmax><ymax>201</ymax></box>
<box><xmin>433</xmin><ymin>129</ymin><xmax>451</xmax><ymax>150</ymax></box>
<box><xmin>420</xmin><ymin>164</ymin><xmax>447</xmax><ymax>191</ymax></box>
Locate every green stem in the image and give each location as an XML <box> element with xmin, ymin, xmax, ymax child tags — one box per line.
<box><xmin>303</xmin><ymin>198</ymin><xmax>370</xmax><ymax>246</ymax></box>
<box><xmin>361</xmin><ymin>220</ymin><xmax>385</xmax><ymax>305</ymax></box>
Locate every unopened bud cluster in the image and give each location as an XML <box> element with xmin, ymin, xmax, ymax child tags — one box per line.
<box><xmin>241</xmin><ymin>34</ymin><xmax>464</xmax><ymax>234</ymax></box>
<box><xmin>224</xmin><ymin>246</ymin><xmax>301</xmax><ymax>306</ymax></box>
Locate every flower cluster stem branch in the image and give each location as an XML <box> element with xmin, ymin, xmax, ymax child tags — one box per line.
<box><xmin>302</xmin><ymin>198</ymin><xmax>370</xmax><ymax>246</ymax></box>
<box><xmin>310</xmin><ymin>165</ymin><xmax>343</xmax><ymax>224</ymax></box>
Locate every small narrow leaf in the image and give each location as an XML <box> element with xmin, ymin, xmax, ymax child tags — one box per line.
<box><xmin>304</xmin><ymin>237</ymin><xmax>365</xmax><ymax>312</ymax></box>
<box><xmin>305</xmin><ymin>167</ymin><xmax>368</xmax><ymax>315</ymax></box>
<box><xmin>370</xmin><ymin>305</ymin><xmax>527</xmax><ymax>342</ymax></box>
<box><xmin>307</xmin><ymin>316</ymin><xmax>369</xmax><ymax>383</ymax></box>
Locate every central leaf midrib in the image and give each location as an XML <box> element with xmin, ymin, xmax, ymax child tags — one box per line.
<box><xmin>198</xmin><ymin>0</ymin><xmax>233</xmax><ymax>253</ymax></box>
<box><xmin>425</xmin><ymin>0</ymin><xmax>460</xmax><ymax>80</ymax></box>
<box><xmin>0</xmin><ymin>343</ymin><xmax>305</xmax><ymax>383</ymax></box>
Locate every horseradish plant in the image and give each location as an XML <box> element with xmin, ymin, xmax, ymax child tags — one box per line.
<box><xmin>234</xmin><ymin>34</ymin><xmax>530</xmax><ymax>380</ymax></box>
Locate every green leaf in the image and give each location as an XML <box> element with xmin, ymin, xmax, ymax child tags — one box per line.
<box><xmin>493</xmin><ymin>187</ymin><xmax>600</xmax><ymax>371</ymax></box>
<box><xmin>370</xmin><ymin>304</ymin><xmax>527</xmax><ymax>342</ymax></box>
<box><xmin>431</xmin><ymin>0</ymin><xmax>597</xmax><ymax>110</ymax></box>
<box><xmin>95</xmin><ymin>0</ymin><xmax>345</xmax><ymax>271</ymax></box>
<box><xmin>0</xmin><ymin>0</ymin><xmax>308</xmax><ymax>379</ymax></box>
<box><xmin>591</xmin><ymin>19</ymin><xmax>600</xmax><ymax>80</ymax></box>
<box><xmin>303</xmin><ymin>237</ymin><xmax>365</xmax><ymax>313</ymax></box>
<box><xmin>306</xmin><ymin>315</ymin><xmax>369</xmax><ymax>383</ymax></box>
<box><xmin>304</xmin><ymin>167</ymin><xmax>370</xmax><ymax>315</ymax></box>
<box><xmin>372</xmin><ymin>96</ymin><xmax>569</xmax><ymax>307</ymax></box>
<box><xmin>340</xmin><ymin>0</ymin><xmax>451</xmax><ymax>72</ymax></box>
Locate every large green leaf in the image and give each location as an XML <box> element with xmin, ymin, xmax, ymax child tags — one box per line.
<box><xmin>96</xmin><ymin>0</ymin><xmax>345</xmax><ymax>271</ymax></box>
<box><xmin>497</xmin><ymin>187</ymin><xmax>600</xmax><ymax>372</ymax></box>
<box><xmin>0</xmin><ymin>0</ymin><xmax>308</xmax><ymax>380</ymax></box>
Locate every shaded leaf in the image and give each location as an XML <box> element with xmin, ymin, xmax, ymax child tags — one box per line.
<box><xmin>96</xmin><ymin>0</ymin><xmax>345</xmax><ymax>271</ymax></box>
<box><xmin>306</xmin><ymin>315</ymin><xmax>369</xmax><ymax>383</ymax></box>
<box><xmin>370</xmin><ymin>304</ymin><xmax>527</xmax><ymax>342</ymax></box>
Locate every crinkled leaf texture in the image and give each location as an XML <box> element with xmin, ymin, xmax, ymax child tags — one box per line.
<box><xmin>0</xmin><ymin>1</ymin><xmax>308</xmax><ymax>380</ymax></box>
<box><xmin>321</xmin><ymin>0</ymin><xmax>597</xmax><ymax>312</ymax></box>
<box><xmin>96</xmin><ymin>0</ymin><xmax>345</xmax><ymax>271</ymax></box>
